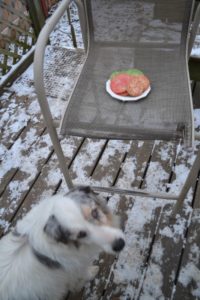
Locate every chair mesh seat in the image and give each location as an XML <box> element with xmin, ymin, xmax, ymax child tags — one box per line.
<box><xmin>60</xmin><ymin>45</ymin><xmax>192</xmax><ymax>141</ymax></box>
<box><xmin>60</xmin><ymin>0</ymin><xmax>194</xmax><ymax>146</ymax></box>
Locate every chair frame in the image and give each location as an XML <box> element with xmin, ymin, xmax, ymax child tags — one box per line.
<box><xmin>34</xmin><ymin>0</ymin><xmax>200</xmax><ymax>216</ymax></box>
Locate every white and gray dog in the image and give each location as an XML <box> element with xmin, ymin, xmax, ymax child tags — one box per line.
<box><xmin>0</xmin><ymin>187</ymin><xmax>125</xmax><ymax>300</ymax></box>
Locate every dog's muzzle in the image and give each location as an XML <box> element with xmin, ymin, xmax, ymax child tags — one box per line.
<box><xmin>112</xmin><ymin>238</ymin><xmax>125</xmax><ymax>252</ymax></box>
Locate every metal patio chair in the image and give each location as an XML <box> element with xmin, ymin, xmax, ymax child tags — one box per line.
<box><xmin>34</xmin><ymin>0</ymin><xmax>200</xmax><ymax>215</ymax></box>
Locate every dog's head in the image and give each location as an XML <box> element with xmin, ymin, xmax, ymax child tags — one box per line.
<box><xmin>43</xmin><ymin>187</ymin><xmax>125</xmax><ymax>254</ymax></box>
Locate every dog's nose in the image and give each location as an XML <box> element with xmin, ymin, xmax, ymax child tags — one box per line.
<box><xmin>112</xmin><ymin>238</ymin><xmax>125</xmax><ymax>252</ymax></box>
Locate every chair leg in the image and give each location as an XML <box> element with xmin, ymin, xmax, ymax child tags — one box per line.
<box><xmin>47</xmin><ymin>125</ymin><xmax>74</xmax><ymax>190</ymax></box>
<box><xmin>171</xmin><ymin>148</ymin><xmax>200</xmax><ymax>216</ymax></box>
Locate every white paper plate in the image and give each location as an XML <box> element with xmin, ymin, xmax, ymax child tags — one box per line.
<box><xmin>106</xmin><ymin>80</ymin><xmax>151</xmax><ymax>102</ymax></box>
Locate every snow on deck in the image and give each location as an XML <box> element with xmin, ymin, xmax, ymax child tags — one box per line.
<box><xmin>0</xmin><ymin>3</ymin><xmax>200</xmax><ymax>300</ymax></box>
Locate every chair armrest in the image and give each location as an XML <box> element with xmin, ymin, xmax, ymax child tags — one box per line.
<box><xmin>34</xmin><ymin>0</ymin><xmax>86</xmax><ymax>189</ymax></box>
<box><xmin>34</xmin><ymin>0</ymin><xmax>85</xmax><ymax>129</ymax></box>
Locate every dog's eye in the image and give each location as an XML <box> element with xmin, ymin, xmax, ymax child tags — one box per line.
<box><xmin>77</xmin><ymin>230</ymin><xmax>87</xmax><ymax>239</ymax></box>
<box><xmin>91</xmin><ymin>208</ymin><xmax>99</xmax><ymax>219</ymax></box>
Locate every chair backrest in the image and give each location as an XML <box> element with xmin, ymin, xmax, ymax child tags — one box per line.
<box><xmin>57</xmin><ymin>0</ymin><xmax>195</xmax><ymax>148</ymax></box>
<box><xmin>84</xmin><ymin>0</ymin><xmax>194</xmax><ymax>51</ymax></box>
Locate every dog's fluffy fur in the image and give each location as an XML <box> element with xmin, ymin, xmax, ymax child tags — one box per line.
<box><xmin>0</xmin><ymin>187</ymin><xmax>125</xmax><ymax>300</ymax></box>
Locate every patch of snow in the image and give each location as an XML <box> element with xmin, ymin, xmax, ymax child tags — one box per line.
<box><xmin>112</xmin><ymin>198</ymin><xmax>163</xmax><ymax>299</ymax></box>
<box><xmin>9</xmin><ymin>63</ymin><xmax>35</xmax><ymax>97</ymax></box>
<box><xmin>194</xmin><ymin>108</ymin><xmax>200</xmax><ymax>130</ymax></box>
<box><xmin>191</xmin><ymin>34</ymin><xmax>200</xmax><ymax>57</ymax></box>
<box><xmin>27</xmin><ymin>99</ymin><xmax>41</xmax><ymax>116</ymax></box>
<box><xmin>138</xmin><ymin>141</ymin><xmax>144</xmax><ymax>148</ymax></box>
<box><xmin>107</xmin><ymin>194</ymin><xmax>121</xmax><ymax>212</ymax></box>
<box><xmin>189</xmin><ymin>243</ymin><xmax>200</xmax><ymax>264</ymax></box>
<box><xmin>144</xmin><ymin>161</ymin><xmax>169</xmax><ymax>192</ymax></box>
<box><xmin>117</xmin><ymin>156</ymin><xmax>137</xmax><ymax>189</ymax></box>
<box><xmin>159</xmin><ymin>216</ymin><xmax>187</xmax><ymax>243</ymax></box>
<box><xmin>158</xmin><ymin>142</ymin><xmax>174</xmax><ymax>161</ymax></box>
<box><xmin>72</xmin><ymin>139</ymin><xmax>105</xmax><ymax>185</ymax></box>
<box><xmin>44</xmin><ymin>160</ymin><xmax>62</xmax><ymax>186</ymax></box>
<box><xmin>139</xmin><ymin>261</ymin><xmax>165</xmax><ymax>300</ymax></box>
<box><xmin>49</xmin><ymin>2</ymin><xmax>83</xmax><ymax>49</ymax></box>
<box><xmin>179</xmin><ymin>263</ymin><xmax>200</xmax><ymax>297</ymax></box>
<box><xmin>99</xmin><ymin>140</ymin><xmax>131</xmax><ymax>168</ymax></box>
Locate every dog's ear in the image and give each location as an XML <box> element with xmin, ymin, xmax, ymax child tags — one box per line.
<box><xmin>44</xmin><ymin>215</ymin><xmax>70</xmax><ymax>244</ymax></box>
<box><xmin>76</xmin><ymin>186</ymin><xmax>91</xmax><ymax>194</ymax></box>
<box><xmin>67</xmin><ymin>186</ymin><xmax>91</xmax><ymax>198</ymax></box>
<box><xmin>66</xmin><ymin>186</ymin><xmax>94</xmax><ymax>205</ymax></box>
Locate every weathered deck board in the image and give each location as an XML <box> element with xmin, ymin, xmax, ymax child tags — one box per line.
<box><xmin>0</xmin><ymin>93</ymin><xmax>43</xmax><ymax>149</ymax></box>
<box><xmin>173</xmin><ymin>208</ymin><xmax>200</xmax><ymax>299</ymax></box>
<box><xmin>70</xmin><ymin>141</ymin><xmax>157</xmax><ymax>300</ymax></box>
<box><xmin>67</xmin><ymin>139</ymin><xmax>134</xmax><ymax>300</ymax></box>
<box><xmin>102</xmin><ymin>141</ymin><xmax>177</xmax><ymax>300</ymax></box>
<box><xmin>98</xmin><ymin>141</ymin><xmax>154</xmax><ymax>300</ymax></box>
<box><xmin>138</xmin><ymin>144</ymin><xmax>199</xmax><ymax>299</ymax></box>
<box><xmin>116</xmin><ymin>140</ymin><xmax>154</xmax><ymax>189</ymax></box>
<box><xmin>0</xmin><ymin>92</ymin><xmax>46</xmax><ymax>196</ymax></box>
<box><xmin>0</xmin><ymin>130</ymin><xmax>53</xmax><ymax>236</ymax></box>
<box><xmin>0</xmin><ymin>123</ymin><xmax>46</xmax><ymax>197</ymax></box>
<box><xmin>134</xmin><ymin>141</ymin><xmax>178</xmax><ymax>299</ymax></box>
<box><xmin>141</xmin><ymin>141</ymin><xmax>177</xmax><ymax>192</ymax></box>
<box><xmin>70</xmin><ymin>137</ymin><xmax>108</xmax><ymax>185</ymax></box>
<box><xmin>91</xmin><ymin>139</ymin><xmax>132</xmax><ymax>188</ymax></box>
<box><xmin>10</xmin><ymin>136</ymin><xmax>83</xmax><ymax>225</ymax></box>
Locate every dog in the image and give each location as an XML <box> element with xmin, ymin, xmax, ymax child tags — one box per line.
<box><xmin>0</xmin><ymin>187</ymin><xmax>125</xmax><ymax>300</ymax></box>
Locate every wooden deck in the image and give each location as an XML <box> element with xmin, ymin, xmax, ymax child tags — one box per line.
<box><xmin>0</xmin><ymin>46</ymin><xmax>200</xmax><ymax>300</ymax></box>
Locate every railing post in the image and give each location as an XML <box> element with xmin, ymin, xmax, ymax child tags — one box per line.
<box><xmin>26</xmin><ymin>0</ymin><xmax>45</xmax><ymax>37</ymax></box>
